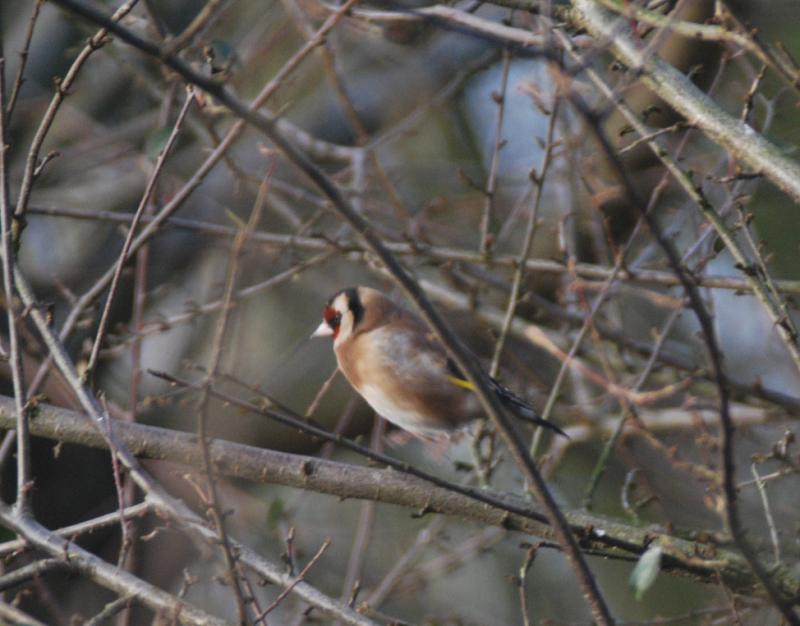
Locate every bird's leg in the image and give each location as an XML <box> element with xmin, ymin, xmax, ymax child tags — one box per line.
<box><xmin>430</xmin><ymin>432</ymin><xmax>454</xmax><ymax>458</ymax></box>
<box><xmin>384</xmin><ymin>428</ymin><xmax>455</xmax><ymax>459</ymax></box>
<box><xmin>385</xmin><ymin>428</ymin><xmax>418</xmax><ymax>447</ymax></box>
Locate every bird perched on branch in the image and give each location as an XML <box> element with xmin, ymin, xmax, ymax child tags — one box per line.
<box><xmin>312</xmin><ymin>286</ymin><xmax>566</xmax><ymax>441</ymax></box>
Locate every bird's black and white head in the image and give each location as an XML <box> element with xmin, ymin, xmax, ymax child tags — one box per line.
<box><xmin>311</xmin><ymin>287</ymin><xmax>365</xmax><ymax>346</ymax></box>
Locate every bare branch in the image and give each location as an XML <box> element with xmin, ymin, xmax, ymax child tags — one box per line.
<box><xmin>0</xmin><ymin>558</ymin><xmax>72</xmax><ymax>592</ymax></box>
<box><xmin>5</xmin><ymin>0</ymin><xmax>45</xmax><ymax>120</ymax></box>
<box><xmin>12</xmin><ymin>0</ymin><xmax>139</xmax><ymax>245</ymax></box>
<box><xmin>85</xmin><ymin>90</ymin><xmax>195</xmax><ymax>384</ymax></box>
<box><xmin>0</xmin><ymin>393</ymin><xmax>796</xmax><ymax>599</ymax></box>
<box><xmin>0</xmin><ymin>506</ymin><xmax>230</xmax><ymax>626</ymax></box>
<box><xmin>0</xmin><ymin>27</ymin><xmax>31</xmax><ymax>514</ymax></box>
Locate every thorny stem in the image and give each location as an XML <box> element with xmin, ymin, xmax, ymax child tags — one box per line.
<box><xmin>193</xmin><ymin>169</ymin><xmax>275</xmax><ymax>625</ymax></box>
<box><xmin>5</xmin><ymin>0</ymin><xmax>45</xmax><ymax>121</ymax></box>
<box><xmin>11</xmin><ymin>0</ymin><xmax>139</xmax><ymax>248</ymax></box>
<box><xmin>85</xmin><ymin>91</ymin><xmax>195</xmax><ymax>385</ymax></box>
<box><xmin>750</xmin><ymin>463</ymin><xmax>781</xmax><ymax>565</ymax></box>
<box><xmin>0</xmin><ymin>32</ymin><xmax>30</xmax><ymax>515</ymax></box>
<box><xmin>489</xmin><ymin>80</ymin><xmax>558</xmax><ymax>377</ymax></box>
<box><xmin>480</xmin><ymin>46</ymin><xmax>512</xmax><ymax>256</ymax></box>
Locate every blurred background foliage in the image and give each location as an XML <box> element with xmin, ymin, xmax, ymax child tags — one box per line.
<box><xmin>1</xmin><ymin>0</ymin><xmax>800</xmax><ymax>624</ymax></box>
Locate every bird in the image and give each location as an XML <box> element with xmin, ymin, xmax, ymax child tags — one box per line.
<box><xmin>311</xmin><ymin>286</ymin><xmax>567</xmax><ymax>441</ymax></box>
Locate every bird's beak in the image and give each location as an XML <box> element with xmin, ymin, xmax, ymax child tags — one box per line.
<box><xmin>311</xmin><ymin>321</ymin><xmax>333</xmax><ymax>339</ymax></box>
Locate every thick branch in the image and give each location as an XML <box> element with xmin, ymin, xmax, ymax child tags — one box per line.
<box><xmin>2</xmin><ymin>394</ymin><xmax>798</xmax><ymax>600</ymax></box>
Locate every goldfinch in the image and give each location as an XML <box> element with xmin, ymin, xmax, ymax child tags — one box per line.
<box><xmin>312</xmin><ymin>286</ymin><xmax>566</xmax><ymax>439</ymax></box>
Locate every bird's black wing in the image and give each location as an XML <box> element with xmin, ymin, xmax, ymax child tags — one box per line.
<box><xmin>445</xmin><ymin>358</ymin><xmax>568</xmax><ymax>438</ymax></box>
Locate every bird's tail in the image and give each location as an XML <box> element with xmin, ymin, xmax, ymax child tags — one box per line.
<box><xmin>489</xmin><ymin>378</ymin><xmax>569</xmax><ymax>438</ymax></box>
<box><xmin>445</xmin><ymin>358</ymin><xmax>568</xmax><ymax>437</ymax></box>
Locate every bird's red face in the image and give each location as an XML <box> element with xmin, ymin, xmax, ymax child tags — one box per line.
<box><xmin>312</xmin><ymin>299</ymin><xmax>345</xmax><ymax>340</ymax></box>
<box><xmin>311</xmin><ymin>288</ymin><xmax>362</xmax><ymax>343</ymax></box>
<box><xmin>321</xmin><ymin>305</ymin><xmax>342</xmax><ymax>339</ymax></box>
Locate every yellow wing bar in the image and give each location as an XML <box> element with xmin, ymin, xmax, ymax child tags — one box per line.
<box><xmin>447</xmin><ymin>375</ymin><xmax>476</xmax><ymax>391</ymax></box>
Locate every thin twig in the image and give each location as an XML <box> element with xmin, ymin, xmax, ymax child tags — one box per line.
<box><xmin>0</xmin><ymin>506</ymin><xmax>228</xmax><ymax>626</ymax></box>
<box><xmin>0</xmin><ymin>602</ymin><xmax>50</xmax><ymax>626</ymax></box>
<box><xmin>193</xmin><ymin>166</ymin><xmax>275</xmax><ymax>625</ymax></box>
<box><xmin>11</xmin><ymin>0</ymin><xmax>139</xmax><ymax>246</ymax></box>
<box><xmin>85</xmin><ymin>90</ymin><xmax>195</xmax><ymax>384</ymax></box>
<box><xmin>750</xmin><ymin>463</ymin><xmax>781</xmax><ymax>565</ymax></box>
<box><xmin>0</xmin><ymin>558</ymin><xmax>72</xmax><ymax>592</ymax></box>
<box><xmin>489</xmin><ymin>96</ymin><xmax>559</xmax><ymax>377</ymax></box>
<box><xmin>518</xmin><ymin>543</ymin><xmax>539</xmax><ymax>626</ymax></box>
<box><xmin>363</xmin><ymin>516</ymin><xmax>447</xmax><ymax>611</ymax></box>
<box><xmin>305</xmin><ymin>366</ymin><xmax>341</xmax><ymax>418</ymax></box>
<box><xmin>5</xmin><ymin>0</ymin><xmax>45</xmax><ymax>120</ymax></box>
<box><xmin>480</xmin><ymin>46</ymin><xmax>512</xmax><ymax>256</ymax></box>
<box><xmin>257</xmin><ymin>538</ymin><xmax>331</xmax><ymax>622</ymax></box>
<box><xmin>104</xmin><ymin>396</ymin><xmax>133</xmax><ymax>571</ymax></box>
<box><xmin>115</xmin><ymin>190</ymin><xmax>155</xmax><ymax>626</ymax></box>
<box><xmin>85</xmin><ymin>596</ymin><xmax>135</xmax><ymax>626</ymax></box>
<box><xmin>0</xmin><ymin>502</ymin><xmax>151</xmax><ymax>558</ymax></box>
<box><xmin>0</xmin><ymin>33</ymin><xmax>31</xmax><ymax>515</ymax></box>
<box><xmin>320</xmin><ymin>3</ymin><xmax>548</xmax><ymax>48</ymax></box>
<box><xmin>340</xmin><ymin>418</ymin><xmax>384</xmax><ymax>608</ymax></box>
<box><xmin>164</xmin><ymin>0</ymin><xmax>226</xmax><ymax>54</ymax></box>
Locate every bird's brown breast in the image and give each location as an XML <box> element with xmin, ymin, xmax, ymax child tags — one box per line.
<box><xmin>335</xmin><ymin>325</ymin><xmax>476</xmax><ymax>431</ymax></box>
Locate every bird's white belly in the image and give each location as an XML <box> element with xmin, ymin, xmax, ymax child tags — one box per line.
<box><xmin>360</xmin><ymin>383</ymin><xmax>445</xmax><ymax>437</ymax></box>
